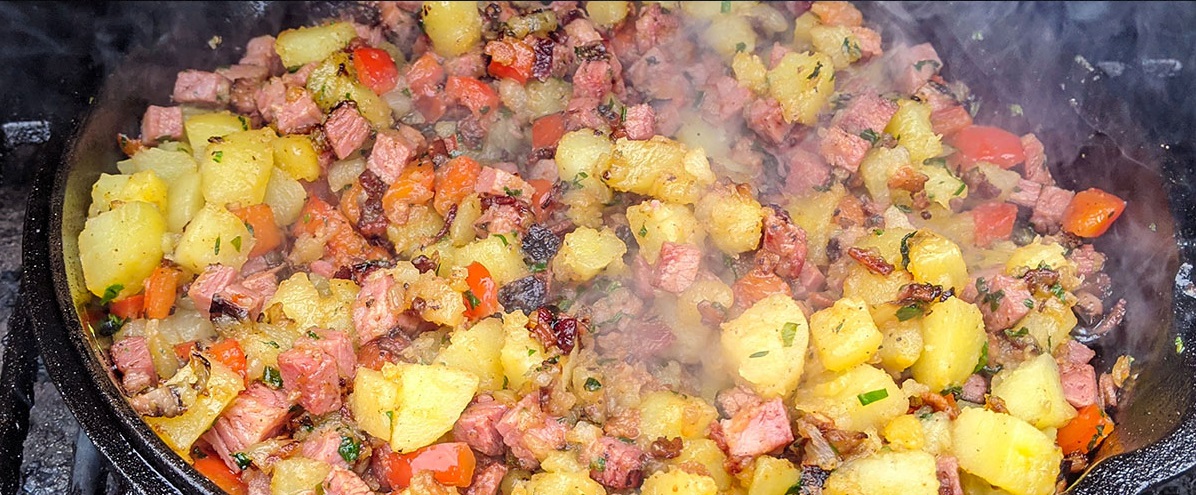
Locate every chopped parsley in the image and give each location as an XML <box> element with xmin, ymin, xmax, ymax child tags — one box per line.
<box><xmin>264</xmin><ymin>340</ymin><xmax>279</xmax><ymax>349</ymax></box>
<box><xmin>494</xmin><ymin>233</ymin><xmax>509</xmax><ymax>246</ymax></box>
<box><xmin>973</xmin><ymin>341</ymin><xmax>989</xmax><ymax>374</ymax></box>
<box><xmin>1177</xmin><ymin>335</ymin><xmax>1186</xmax><ymax>354</ymax></box>
<box><xmin>913</xmin><ymin>59</ymin><xmax>941</xmax><ymax>72</ymax></box>
<box><xmin>859</xmin><ymin>128</ymin><xmax>880</xmax><ymax>145</ymax></box>
<box><xmin>231</xmin><ymin>452</ymin><xmax>252</xmax><ymax>470</ymax></box>
<box><xmin>464</xmin><ymin>290</ymin><xmax>482</xmax><ymax>309</ymax></box>
<box><xmin>237</xmin><ymin>115</ymin><xmax>249</xmax><ymax>131</ymax></box>
<box><xmin>749</xmin><ymin>350</ymin><xmax>770</xmax><ymax>358</ymax></box>
<box><xmin>263</xmin><ymin>366</ymin><xmax>283</xmax><ymax>388</ymax></box>
<box><xmin>338</xmin><ymin>435</ymin><xmax>360</xmax><ymax>463</ymax></box>
<box><xmin>503</xmin><ymin>186</ymin><xmax>522</xmax><ymax>197</ymax></box>
<box><xmin>571</xmin><ymin>171</ymin><xmax>589</xmax><ymax>189</ymax></box>
<box><xmin>721</xmin><ymin>0</ymin><xmax>731</xmax><ymax>13</ymax></box>
<box><xmin>212</xmin><ymin>150</ymin><xmax>223</xmax><ymax>163</ymax></box>
<box><xmin>842</xmin><ymin>38</ymin><xmax>862</xmax><ymax>58</ymax></box>
<box><xmin>230</xmin><ymin>236</ymin><xmax>242</xmax><ymax>252</ymax></box>
<box><xmin>584</xmin><ymin>377</ymin><xmax>603</xmax><ymax>392</ymax></box>
<box><xmin>1023</xmin><ymin>298</ymin><xmax>1035</xmax><ymax>309</ymax></box>
<box><xmin>592</xmin><ymin>456</ymin><xmax>607</xmax><ymax>472</ymax></box>
<box><xmin>896</xmin><ymin>304</ymin><xmax>924</xmax><ymax>321</ymax></box>
<box><xmin>981</xmin><ymin>289</ymin><xmax>1005</xmax><ymax>312</ymax></box>
<box><xmin>1005</xmin><ymin>327</ymin><xmax>1029</xmax><ymax>338</ymax></box>
<box><xmin>953</xmin><ymin>181</ymin><xmax>967</xmax><ymax>196</ymax></box>
<box><xmin>96</xmin><ymin>314</ymin><xmax>127</xmax><ymax>337</ymax></box>
<box><xmin>1049</xmin><ymin>283</ymin><xmax>1067</xmax><ymax>302</ymax></box>
<box><xmin>735</xmin><ymin>42</ymin><xmax>747</xmax><ymax>53</ymax></box>
<box><xmin>781</xmin><ymin>322</ymin><xmax>798</xmax><ymax>347</ymax></box>
<box><xmin>530</xmin><ymin>261</ymin><xmax>548</xmax><ymax>273</ymax></box>
<box><xmin>857</xmin><ymin>388</ymin><xmax>889</xmax><ymax>406</ymax></box>
<box><xmin>528</xmin><ymin>348</ymin><xmax>537</xmax><ymax>357</ymax></box>
<box><xmin>808</xmin><ymin>61</ymin><xmax>823</xmax><ymax>80</ymax></box>
<box><xmin>214</xmin><ymin>236</ymin><xmax>221</xmax><ymax>255</ymax></box>
<box><xmin>899</xmin><ymin>231</ymin><xmax>917</xmax><ymax>269</ymax></box>
<box><xmin>638</xmin><ymin>225</ymin><xmax>648</xmax><ymax>237</ymax></box>
<box><xmin>100</xmin><ymin>284</ymin><xmax>124</xmax><ymax>305</ymax></box>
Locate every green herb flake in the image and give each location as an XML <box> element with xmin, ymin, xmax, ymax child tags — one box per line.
<box><xmin>808</xmin><ymin>61</ymin><xmax>823</xmax><ymax>80</ymax></box>
<box><xmin>212</xmin><ymin>150</ymin><xmax>223</xmax><ymax>163</ymax></box>
<box><xmin>735</xmin><ymin>42</ymin><xmax>747</xmax><ymax>53</ymax></box>
<box><xmin>214</xmin><ymin>236</ymin><xmax>222</xmax><ymax>255</ymax></box>
<box><xmin>781</xmin><ymin>322</ymin><xmax>798</xmax><ymax>347</ymax></box>
<box><xmin>1023</xmin><ymin>298</ymin><xmax>1035</xmax><ymax>309</ymax></box>
<box><xmin>494</xmin><ymin>233</ymin><xmax>509</xmax><ymax>246</ymax></box>
<box><xmin>1177</xmin><ymin>335</ymin><xmax>1186</xmax><ymax>354</ymax></box>
<box><xmin>386</xmin><ymin>410</ymin><xmax>395</xmax><ymax>424</ymax></box>
<box><xmin>263</xmin><ymin>366</ymin><xmax>283</xmax><ymax>388</ymax></box>
<box><xmin>842</xmin><ymin>38</ymin><xmax>861</xmax><ymax>58</ymax></box>
<box><xmin>230</xmin><ymin>236</ymin><xmax>242</xmax><ymax>252</ymax></box>
<box><xmin>307</xmin><ymin>330</ymin><xmax>320</xmax><ymax>339</ymax></box>
<box><xmin>895</xmin><ymin>304</ymin><xmax>923</xmax><ymax>321</ymax></box>
<box><xmin>231</xmin><ymin>452</ymin><xmax>252</xmax><ymax>470</ymax></box>
<box><xmin>1049</xmin><ymin>283</ymin><xmax>1066</xmax><ymax>302</ymax></box>
<box><xmin>237</xmin><ymin>115</ymin><xmax>249</xmax><ymax>131</ymax></box>
<box><xmin>1010</xmin><ymin>104</ymin><xmax>1024</xmax><ymax>117</ymax></box>
<box><xmin>913</xmin><ymin>59</ymin><xmax>942</xmax><ymax>72</ymax></box>
<box><xmin>859</xmin><ymin>128</ymin><xmax>880</xmax><ymax>145</ymax></box>
<box><xmin>721</xmin><ymin>0</ymin><xmax>731</xmax><ymax>13</ymax></box>
<box><xmin>1005</xmin><ymin>327</ymin><xmax>1029</xmax><ymax>338</ymax></box>
<box><xmin>464</xmin><ymin>290</ymin><xmax>482</xmax><ymax>309</ymax></box>
<box><xmin>503</xmin><ymin>186</ymin><xmax>522</xmax><ymax>197</ymax></box>
<box><xmin>899</xmin><ymin>231</ymin><xmax>917</xmax><ymax>269</ymax></box>
<box><xmin>528</xmin><ymin>348</ymin><xmax>537</xmax><ymax>357</ymax></box>
<box><xmin>96</xmin><ymin>314</ymin><xmax>127</xmax><ymax>337</ymax></box>
<box><xmin>265</xmin><ymin>340</ymin><xmax>279</xmax><ymax>349</ymax></box>
<box><xmin>592</xmin><ymin>456</ymin><xmax>607</xmax><ymax>472</ymax></box>
<box><xmin>584</xmin><ymin>377</ymin><xmax>603</xmax><ymax>392</ymax></box>
<box><xmin>100</xmin><ymin>284</ymin><xmax>124</xmax><ymax>305</ymax></box>
<box><xmin>973</xmin><ymin>341</ymin><xmax>989</xmax><ymax>374</ymax></box>
<box><xmin>785</xmin><ymin>485</ymin><xmax>802</xmax><ymax>495</ymax></box>
<box><xmin>895</xmin><ymin>203</ymin><xmax>913</xmax><ymax>213</ymax></box>
<box><xmin>953</xmin><ymin>181</ymin><xmax>967</xmax><ymax>196</ymax></box>
<box><xmin>338</xmin><ymin>435</ymin><xmax>360</xmax><ymax>463</ymax></box>
<box><xmin>638</xmin><ymin>225</ymin><xmax>648</xmax><ymax>237</ymax></box>
<box><xmin>749</xmin><ymin>350</ymin><xmax>770</xmax><ymax>359</ymax></box>
<box><xmin>530</xmin><ymin>261</ymin><xmax>548</xmax><ymax>273</ymax></box>
<box><xmin>857</xmin><ymin>388</ymin><xmax>889</xmax><ymax>406</ymax></box>
<box><xmin>620</xmin><ymin>104</ymin><xmax>627</xmax><ymax>122</ymax></box>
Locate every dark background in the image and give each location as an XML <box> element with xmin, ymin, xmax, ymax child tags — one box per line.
<box><xmin>2</xmin><ymin>1</ymin><xmax>1196</xmax><ymax>493</ymax></box>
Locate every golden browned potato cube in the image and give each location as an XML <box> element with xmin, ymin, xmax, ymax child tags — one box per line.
<box><xmin>79</xmin><ymin>201</ymin><xmax>166</xmax><ymax>298</ymax></box>
<box><xmin>422</xmin><ymin>1</ymin><xmax>483</xmax><ymax>57</ymax></box>
<box><xmin>810</xmin><ymin>297</ymin><xmax>883</xmax><ymax>372</ymax></box>
<box><xmin>952</xmin><ymin>408</ymin><xmax>1063</xmax><ymax>495</ymax></box>
<box><xmin>768</xmin><ymin>51</ymin><xmax>835</xmax><ymax>125</ymax></box>
<box><xmin>274</xmin><ymin>21</ymin><xmax>357</xmax><ymax>69</ymax></box>
<box><xmin>720</xmin><ymin>294</ymin><xmax>810</xmax><ymax>398</ymax></box>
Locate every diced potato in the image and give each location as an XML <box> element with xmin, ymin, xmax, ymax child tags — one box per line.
<box><xmin>858</xmin><ymin>146</ymin><xmax>911</xmax><ymax>205</ymax></box>
<box><xmin>1012</xmin><ymin>296</ymin><xmax>1076</xmax><ymax>353</ymax></box>
<box><xmin>768</xmin><ymin>51</ymin><xmax>835</xmax><ymax>125</ymax></box>
<box><xmin>809</xmin><ymin>297</ymin><xmax>883</xmax><ymax>372</ymax></box>
<box><xmin>919</xmin><ymin>410</ymin><xmax>954</xmax><ymax>456</ymax></box>
<box><xmin>118</xmin><ymin>146</ymin><xmax>199</xmax><ymax>183</ymax></box>
<box><xmin>920</xmin><ymin>162</ymin><xmax>967</xmax><ymax>208</ymax></box>
<box><xmin>144</xmin><ymin>358</ymin><xmax>244</xmax><ymax>460</ymax></box>
<box><xmin>164</xmin><ymin>170</ymin><xmax>203</xmax><ymax>233</ymax></box>
<box><xmin>792</xmin><ymin>11</ymin><xmax>821</xmax><ymax>50</ymax></box>
<box><xmin>977</xmin><ymin>163</ymin><xmax>1023</xmax><ymax>202</ymax></box>
<box><xmin>882</xmin><ymin>414</ymin><xmax>925</xmax><ymax>451</ymax></box>
<box><xmin>274</xmin><ymin>21</ymin><xmax>357</xmax><ymax>69</ymax></box>
<box><xmin>642</xmin><ymin>468</ymin><xmax>718</xmax><ymax>495</ymax></box>
<box><xmin>786</xmin><ymin>183</ymin><xmax>845</xmax><ymax>265</ymax></box>
<box><xmin>173</xmin><ymin>203</ymin><xmax>255</xmax><ymax>273</ymax></box>
<box><xmin>386</xmin><ymin>205</ymin><xmax>445</xmax><ymax>258</ymax></box>
<box><xmin>552</xmin><ymin>227</ymin><xmax>627</xmax><ymax>283</ymax></box>
<box><xmin>625</xmin><ymin>200</ymin><xmax>704</xmax><ymax>264</ymax></box>
<box><xmin>884</xmin><ymin>100</ymin><xmax>942</xmax><ymax>166</ymax></box>
<box><xmin>450</xmin><ymin>194</ymin><xmax>483</xmax><ymax>247</ymax></box>
<box><xmin>89</xmin><ymin>170</ymin><xmax>168</xmax><ymax>217</ymax></box>
<box><xmin>720</xmin><ymin>294</ymin><xmax>810</xmax><ymax>398</ymax></box>
<box><xmin>667</xmin><ymin>439</ymin><xmax>733</xmax><ymax>491</ymax></box>
<box><xmin>675</xmin><ymin>278</ymin><xmax>735</xmax><ymax>328</ymax></box>
<box><xmin>604</xmin><ymin>136</ymin><xmax>716</xmax><ymax>205</ymax></box>
<box><xmin>351</xmin><ymin>367</ymin><xmax>402</xmax><ymax>442</ymax></box>
<box><xmin>500</xmin><ymin>311</ymin><xmax>546</xmax><ymax>390</ymax></box>
<box><xmin>695</xmin><ymin>183</ymin><xmax>764</xmax><ymax>256</ymax></box>
<box><xmin>201</xmin><ymin>128</ymin><xmax>276</xmax><ymax>208</ymax></box>
<box><xmin>450</xmin><ymin>233</ymin><xmax>528</xmax><ymax>285</ymax></box>
<box><xmin>540</xmin><ymin>450</ymin><xmax>587</xmax><ymax>474</ymax></box>
<box><xmin>638</xmin><ymin>390</ymin><xmax>719</xmax><ymax>441</ymax></box>
<box><xmin>794</xmin><ymin>364</ymin><xmax>905</xmax><ymax>432</ymax></box>
<box><xmin>436</xmin><ymin>317</ymin><xmax>507</xmax><ymax>391</ymax></box>
<box><xmin>906</xmin><ymin>230</ymin><xmax>968</xmax><ymax>292</ymax></box>
<box><xmin>876</xmin><ymin>317</ymin><xmax>923</xmax><ymax>373</ymax></box>
<box><xmin>681</xmin><ymin>1</ymin><xmax>748</xmax><ymax>19</ymax></box>
<box><xmin>704</xmin><ymin>14</ymin><xmax>757</xmax><ymax>59</ymax></box>
<box><xmin>183</xmin><ymin>111</ymin><xmax>246</xmax><ymax>155</ymax></box>
<box><xmin>952</xmin><ymin>408</ymin><xmax>1062</xmax><ymax>495</ymax></box>
<box><xmin>991</xmin><ymin>353</ymin><xmax>1077</xmax><ymax>429</ymax></box>
<box><xmin>269</xmin><ymin>457</ymin><xmax>332</xmax><ymax>495</ymax></box>
<box><xmin>513</xmin><ymin>472</ymin><xmax>607</xmax><ymax>495</ymax></box>
<box><xmin>910</xmin><ymin>297</ymin><xmax>986</xmax><ymax>392</ymax></box>
<box><xmin>380</xmin><ymin>362</ymin><xmax>480</xmax><ymax>453</ymax></box>
<box><xmin>960</xmin><ymin>473</ymin><xmax>1017</xmax><ymax>495</ymax></box>
<box><xmin>732</xmin><ymin>51</ymin><xmax>769</xmax><ymax>95</ymax></box>
<box><xmin>523</xmin><ymin>78</ymin><xmax>573</xmax><ymax>119</ymax></box>
<box><xmin>1004</xmin><ymin>241</ymin><xmax>1072</xmax><ymax>276</ymax></box>
<box><xmin>555</xmin><ymin>130</ymin><xmax>612</xmax><ymax>189</ymax></box>
<box><xmin>226</xmin><ymin>322</ymin><xmax>300</xmax><ymax>382</ymax></box>
<box><xmin>266</xmin><ymin>272</ymin><xmax>360</xmax><ymax>333</ymax></box>
<box><xmin>841</xmin><ymin>264</ymin><xmax>915</xmax><ymax>309</ymax></box>
<box><xmin>422</xmin><ymin>1</ymin><xmax>483</xmax><ymax>57</ymax></box>
<box><xmin>810</xmin><ymin>24</ymin><xmax>862</xmax><ymax>69</ymax></box>
<box><xmin>272</xmin><ymin>134</ymin><xmax>320</xmax><ymax>182</ymax></box>
<box><xmin>746</xmin><ymin>456</ymin><xmax>801</xmax><ymax>495</ymax></box>
<box><xmin>822</xmin><ymin>450</ymin><xmax>940</xmax><ymax>495</ymax></box>
<box><xmin>586</xmin><ymin>1</ymin><xmax>630</xmax><ymax>27</ymax></box>
<box><xmin>306</xmin><ymin>53</ymin><xmax>393</xmax><ymax>128</ymax></box>
<box><xmin>675</xmin><ymin>112</ymin><xmax>733</xmax><ymax>164</ymax></box>
<box><xmin>79</xmin><ymin>201</ymin><xmax>166</xmax><ymax>298</ymax></box>
<box><xmin>406</xmin><ymin>270</ymin><xmax>467</xmax><ymax>328</ymax></box>
<box><xmin>263</xmin><ymin>166</ymin><xmax>308</xmax><ymax>227</ymax></box>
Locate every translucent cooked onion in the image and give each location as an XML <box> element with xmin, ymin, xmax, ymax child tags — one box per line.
<box><xmin>328</xmin><ymin>155</ymin><xmax>366</xmax><ymax>193</ymax></box>
<box><xmin>383</xmin><ymin>88</ymin><xmax>413</xmax><ymax>119</ymax></box>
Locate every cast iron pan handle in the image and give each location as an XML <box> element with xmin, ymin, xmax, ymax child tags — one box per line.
<box><xmin>0</xmin><ymin>307</ymin><xmax>37</xmax><ymax>492</ymax></box>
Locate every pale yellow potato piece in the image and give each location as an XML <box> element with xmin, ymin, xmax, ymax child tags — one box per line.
<box><xmin>720</xmin><ymin>294</ymin><xmax>809</xmax><ymax>398</ymax></box>
<box><xmin>79</xmin><ymin>201</ymin><xmax>166</xmax><ymax>298</ymax></box>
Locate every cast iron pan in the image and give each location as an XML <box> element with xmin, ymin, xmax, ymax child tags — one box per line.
<box><xmin>16</xmin><ymin>2</ymin><xmax>1196</xmax><ymax>493</ymax></box>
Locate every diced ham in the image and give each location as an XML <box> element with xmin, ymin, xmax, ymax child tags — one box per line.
<box><xmin>745</xmin><ymin>97</ymin><xmax>791</xmax><ymax>145</ymax></box>
<box><xmin>275</xmin><ymin>90</ymin><xmax>323</xmax><ymax>135</ymax></box>
<box><xmin>833</xmin><ymin>93</ymin><xmax>898</xmax><ymax>137</ymax></box>
<box><xmin>310</xmin><ymin>259</ymin><xmax>338</xmax><ymax>280</ymax></box>
<box><xmin>652</xmin><ymin>242</ymin><xmax>701</xmax><ymax>294</ymax></box>
<box><xmin>890</xmin><ymin>43</ymin><xmax>942</xmax><ymax>94</ymax></box>
<box><xmin>230</xmin><ymin>78</ymin><xmax>264</xmax><ymax>117</ymax></box>
<box><xmin>282</xmin><ymin>61</ymin><xmax>319</xmax><ymax>87</ymax></box>
<box><xmin>1020</xmin><ymin>133</ymin><xmax>1053</xmax><ymax>186</ymax></box>
<box><xmin>352</xmin><ymin>270</ymin><xmax>403</xmax><ymax>344</ymax></box>
<box><xmin>622</xmin><ymin>103</ymin><xmax>655</xmax><ymax>140</ymax></box>
<box><xmin>255</xmin><ymin>78</ymin><xmax>288</xmax><ymax>122</ymax></box>
<box><xmin>523</xmin><ymin>159</ymin><xmax>559</xmax><ymax>183</ymax></box>
<box><xmin>324</xmin><ymin>103</ymin><xmax>372</xmax><ymax>159</ymax></box>
<box><xmin>819</xmin><ymin>126</ymin><xmax>871</xmax><ymax>173</ymax></box>
<box><xmin>367</xmin><ymin>126</ymin><xmax>425</xmax><ymax>184</ymax></box>
<box><xmin>444</xmin><ymin>49</ymin><xmax>487</xmax><ymax>78</ymax></box>
<box><xmin>792</xmin><ymin>263</ymin><xmax>827</xmax><ymax>299</ymax></box>
<box><xmin>1030</xmin><ymin>185</ymin><xmax>1075</xmax><ymax>234</ymax></box>
<box><xmin>758</xmin><ymin>206</ymin><xmax>808</xmax><ymax>280</ymax></box>
<box><xmin>323</xmin><ymin>466</ymin><xmax>373</xmax><ymax>495</ymax></box>
<box><xmin>960</xmin><ymin>374</ymin><xmax>988</xmax><ymax>404</ymax></box>
<box><xmin>495</xmin><ymin>394</ymin><xmax>567</xmax><ymax>469</ymax></box>
<box><xmin>931</xmin><ymin>105</ymin><xmax>973</xmax><ymax>137</ymax></box>
<box><xmin>188</xmin><ymin>265</ymin><xmax>238</xmax><ymax>317</ymax></box>
<box><xmin>140</xmin><ymin>105</ymin><xmax>184</xmax><ymax>145</ymax></box>
<box><xmin>587</xmin><ymin>436</ymin><xmax>645</xmax><ymax>489</ymax></box>
<box><xmin>850</xmin><ymin>26</ymin><xmax>883</xmax><ymax>58</ymax></box>
<box><xmin>936</xmin><ymin>455</ymin><xmax>964</xmax><ymax>495</ymax></box>
<box><xmin>634</xmin><ymin>3</ymin><xmax>680</xmax><ymax>52</ymax></box>
<box><xmin>204</xmin><ymin>384</ymin><xmax>292</xmax><ymax>471</ymax></box>
<box><xmin>173</xmin><ymin>70</ymin><xmax>231</xmax><ymax>106</ymax></box>
<box><xmin>302</xmin><ymin>426</ymin><xmax>350</xmax><ymax>469</ymax></box>
<box><xmin>572</xmin><ymin>60</ymin><xmax>615</xmax><ymax>100</ymax></box>
<box><xmin>769</xmin><ymin>42</ymin><xmax>793</xmax><ymax>69</ymax></box>
<box><xmin>1060</xmin><ymin>339</ymin><xmax>1097</xmax><ymax>365</ymax></box>
<box><xmin>565</xmin><ymin>18</ymin><xmax>604</xmax><ymax>48</ymax></box>
<box><xmin>353</xmin><ymin>21</ymin><xmax>385</xmax><ymax>47</ymax></box>
<box><xmin>1057</xmin><ymin>340</ymin><xmax>1098</xmax><ymax>408</ymax></box>
<box><xmin>1009</xmin><ymin>179</ymin><xmax>1043</xmax><ymax>208</ymax></box>
<box><xmin>718</xmin><ymin>398</ymin><xmax>794</xmax><ymax>457</ymax></box>
<box><xmin>1068</xmin><ymin>244</ymin><xmax>1107</xmax><ymax>279</ymax></box>
<box><xmin>454</xmin><ymin>395</ymin><xmax>510</xmax><ymax>456</ymax></box>
<box><xmin>278</xmin><ymin>342</ymin><xmax>343</xmax><ymax>415</ymax></box>
<box><xmin>244</xmin><ymin>468</ymin><xmax>271</xmax><ymax>495</ymax></box>
<box><xmin>304</xmin><ymin>329</ymin><xmax>358</xmax><ymax>379</ymax></box>
<box><xmin>212</xmin><ymin>268</ymin><xmax>280</xmax><ymax>321</ymax></box>
<box><xmin>111</xmin><ymin>336</ymin><xmax>157</xmax><ymax>395</ymax></box>
<box><xmin>701</xmin><ymin>76</ymin><xmax>753</xmax><ymax>123</ymax></box>
<box><xmin>783</xmin><ymin>147</ymin><xmax>832</xmax><ymax>195</ymax></box>
<box><xmin>240</xmin><ymin>35</ymin><xmax>283</xmax><ymax>76</ymax></box>
<box><xmin>977</xmin><ymin>274</ymin><xmax>1032</xmax><ymax>331</ymax></box>
<box><xmin>476</xmin><ymin>166</ymin><xmax>535</xmax><ymax>199</ymax></box>
<box><xmin>653</xmin><ymin>99</ymin><xmax>685</xmax><ymax>137</ymax></box>
<box><xmin>465</xmin><ymin>462</ymin><xmax>508</xmax><ymax>495</ymax></box>
<box><xmin>716</xmin><ymin>386</ymin><xmax>763</xmax><ymax>418</ymax></box>
<box><xmin>217</xmin><ymin>64</ymin><xmax>269</xmax><ymax>82</ymax></box>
